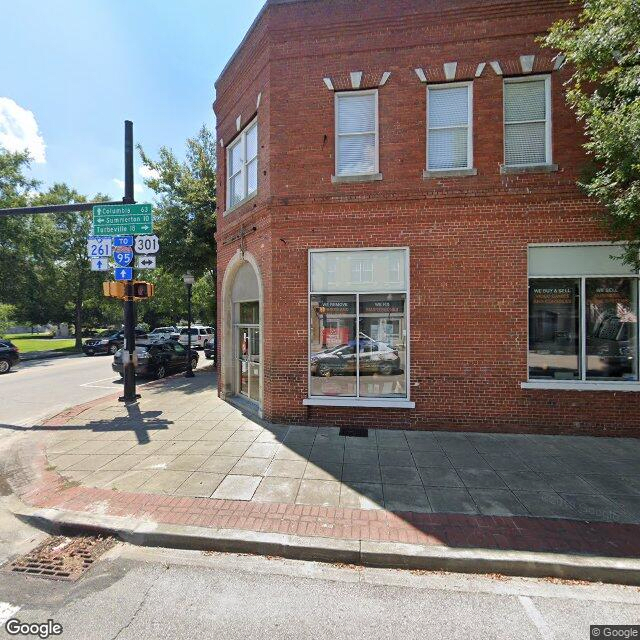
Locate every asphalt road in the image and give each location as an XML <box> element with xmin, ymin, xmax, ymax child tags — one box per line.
<box><xmin>0</xmin><ymin>544</ymin><xmax>638</xmax><ymax>640</ymax></box>
<box><xmin>0</xmin><ymin>353</ymin><xmax>210</xmax><ymax>430</ymax></box>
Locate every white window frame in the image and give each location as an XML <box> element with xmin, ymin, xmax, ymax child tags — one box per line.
<box><xmin>304</xmin><ymin>247</ymin><xmax>414</xmax><ymax>408</ymax></box>
<box><xmin>524</xmin><ymin>243</ymin><xmax>640</xmax><ymax>392</ymax></box>
<box><xmin>503</xmin><ymin>75</ymin><xmax>552</xmax><ymax>168</ymax></box>
<box><xmin>225</xmin><ymin>118</ymin><xmax>258</xmax><ymax>212</ymax></box>
<box><xmin>334</xmin><ymin>89</ymin><xmax>379</xmax><ymax>178</ymax></box>
<box><xmin>426</xmin><ymin>81</ymin><xmax>474</xmax><ymax>171</ymax></box>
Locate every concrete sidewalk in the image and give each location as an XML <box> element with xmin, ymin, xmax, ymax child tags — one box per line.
<box><xmin>4</xmin><ymin>370</ymin><xmax>640</xmax><ymax>583</ymax></box>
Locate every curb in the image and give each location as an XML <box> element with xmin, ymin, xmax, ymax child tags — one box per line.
<box><xmin>20</xmin><ymin>351</ymin><xmax>81</xmax><ymax>362</ymax></box>
<box><xmin>12</xmin><ymin>504</ymin><xmax>640</xmax><ymax>586</ymax></box>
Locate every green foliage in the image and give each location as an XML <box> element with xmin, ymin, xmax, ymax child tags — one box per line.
<box><xmin>542</xmin><ymin>0</ymin><xmax>640</xmax><ymax>266</ymax></box>
<box><xmin>0</xmin><ymin>303</ymin><xmax>16</xmax><ymax>337</ymax></box>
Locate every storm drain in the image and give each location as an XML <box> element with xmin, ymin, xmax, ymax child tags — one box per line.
<box><xmin>2</xmin><ymin>535</ymin><xmax>116</xmax><ymax>581</ymax></box>
<box><xmin>339</xmin><ymin>427</ymin><xmax>368</xmax><ymax>437</ymax></box>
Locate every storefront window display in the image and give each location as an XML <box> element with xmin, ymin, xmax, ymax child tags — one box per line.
<box><xmin>309</xmin><ymin>249</ymin><xmax>409</xmax><ymax>400</ymax></box>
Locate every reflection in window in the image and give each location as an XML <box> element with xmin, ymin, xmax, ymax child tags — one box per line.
<box><xmin>310</xmin><ymin>295</ymin><xmax>357</xmax><ymax>397</ymax></box>
<box><xmin>528</xmin><ymin>279</ymin><xmax>580</xmax><ymax>380</ymax></box>
<box><xmin>586</xmin><ymin>279</ymin><xmax>638</xmax><ymax>380</ymax></box>
<box><xmin>351</xmin><ymin>259</ymin><xmax>373</xmax><ymax>284</ymax></box>
<box><xmin>358</xmin><ymin>294</ymin><xmax>407</xmax><ymax>397</ymax></box>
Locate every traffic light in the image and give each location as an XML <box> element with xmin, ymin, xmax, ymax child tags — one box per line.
<box><xmin>132</xmin><ymin>281</ymin><xmax>155</xmax><ymax>300</ymax></box>
<box><xmin>102</xmin><ymin>281</ymin><xmax>126</xmax><ymax>298</ymax></box>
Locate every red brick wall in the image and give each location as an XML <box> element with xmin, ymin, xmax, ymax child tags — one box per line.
<box><xmin>214</xmin><ymin>0</ymin><xmax>640</xmax><ymax>437</ymax></box>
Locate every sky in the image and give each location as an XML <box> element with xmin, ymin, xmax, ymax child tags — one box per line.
<box><xmin>0</xmin><ymin>0</ymin><xmax>265</xmax><ymax>200</ymax></box>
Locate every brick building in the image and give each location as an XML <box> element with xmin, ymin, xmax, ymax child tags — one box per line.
<box><xmin>213</xmin><ymin>0</ymin><xmax>640</xmax><ymax>436</ymax></box>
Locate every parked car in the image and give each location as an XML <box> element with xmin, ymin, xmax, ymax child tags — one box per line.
<box><xmin>112</xmin><ymin>339</ymin><xmax>199</xmax><ymax>379</ymax></box>
<box><xmin>178</xmin><ymin>326</ymin><xmax>214</xmax><ymax>349</ymax></box>
<box><xmin>310</xmin><ymin>337</ymin><xmax>400</xmax><ymax>377</ymax></box>
<box><xmin>0</xmin><ymin>340</ymin><xmax>20</xmax><ymax>374</ymax></box>
<box><xmin>83</xmin><ymin>329</ymin><xmax>148</xmax><ymax>356</ymax></box>
<box><xmin>149</xmin><ymin>326</ymin><xmax>179</xmax><ymax>340</ymax></box>
<box><xmin>203</xmin><ymin>345</ymin><xmax>215</xmax><ymax>360</ymax></box>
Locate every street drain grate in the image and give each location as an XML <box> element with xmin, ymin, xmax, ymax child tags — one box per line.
<box><xmin>339</xmin><ymin>427</ymin><xmax>368</xmax><ymax>437</ymax></box>
<box><xmin>2</xmin><ymin>535</ymin><xmax>116</xmax><ymax>581</ymax></box>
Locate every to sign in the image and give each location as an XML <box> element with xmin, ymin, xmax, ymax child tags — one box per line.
<box><xmin>135</xmin><ymin>235</ymin><xmax>160</xmax><ymax>254</ymax></box>
<box><xmin>87</xmin><ymin>237</ymin><xmax>112</xmax><ymax>258</ymax></box>
<box><xmin>113</xmin><ymin>236</ymin><xmax>134</xmax><ymax>247</ymax></box>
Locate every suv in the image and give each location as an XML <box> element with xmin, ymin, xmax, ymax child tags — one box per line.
<box><xmin>178</xmin><ymin>326</ymin><xmax>214</xmax><ymax>350</ymax></box>
<box><xmin>0</xmin><ymin>340</ymin><xmax>20</xmax><ymax>374</ymax></box>
<box><xmin>83</xmin><ymin>329</ymin><xmax>148</xmax><ymax>356</ymax></box>
<box><xmin>112</xmin><ymin>339</ymin><xmax>199</xmax><ymax>379</ymax></box>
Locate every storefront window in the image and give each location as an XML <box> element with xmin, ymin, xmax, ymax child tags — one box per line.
<box><xmin>309</xmin><ymin>249</ymin><xmax>409</xmax><ymax>400</ymax></box>
<box><xmin>528</xmin><ymin>279</ymin><xmax>580</xmax><ymax>380</ymax></box>
<box><xmin>586</xmin><ymin>279</ymin><xmax>637</xmax><ymax>380</ymax></box>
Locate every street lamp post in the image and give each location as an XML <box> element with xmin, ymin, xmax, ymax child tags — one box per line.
<box><xmin>183</xmin><ymin>272</ymin><xmax>196</xmax><ymax>378</ymax></box>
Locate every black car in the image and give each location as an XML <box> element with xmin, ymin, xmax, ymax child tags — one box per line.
<box><xmin>0</xmin><ymin>340</ymin><xmax>20</xmax><ymax>374</ymax></box>
<box><xmin>112</xmin><ymin>339</ymin><xmax>199</xmax><ymax>379</ymax></box>
<box><xmin>83</xmin><ymin>330</ymin><xmax>148</xmax><ymax>356</ymax></box>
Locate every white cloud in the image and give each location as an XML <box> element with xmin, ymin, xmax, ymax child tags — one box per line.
<box><xmin>139</xmin><ymin>165</ymin><xmax>160</xmax><ymax>180</ymax></box>
<box><xmin>112</xmin><ymin>178</ymin><xmax>145</xmax><ymax>195</ymax></box>
<box><xmin>0</xmin><ymin>97</ymin><xmax>46</xmax><ymax>163</ymax></box>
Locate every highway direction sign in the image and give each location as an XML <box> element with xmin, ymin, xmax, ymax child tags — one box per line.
<box><xmin>114</xmin><ymin>267</ymin><xmax>133</xmax><ymax>281</ymax></box>
<box><xmin>134</xmin><ymin>235</ymin><xmax>160</xmax><ymax>254</ymax></box>
<box><xmin>87</xmin><ymin>237</ymin><xmax>112</xmax><ymax>258</ymax></box>
<box><xmin>90</xmin><ymin>257</ymin><xmax>110</xmax><ymax>271</ymax></box>
<box><xmin>136</xmin><ymin>255</ymin><xmax>156</xmax><ymax>270</ymax></box>
<box><xmin>113</xmin><ymin>246</ymin><xmax>134</xmax><ymax>267</ymax></box>
<box><xmin>92</xmin><ymin>204</ymin><xmax>153</xmax><ymax>237</ymax></box>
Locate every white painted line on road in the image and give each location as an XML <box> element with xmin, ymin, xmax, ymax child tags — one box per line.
<box><xmin>80</xmin><ymin>377</ymin><xmax>119</xmax><ymax>389</ymax></box>
<box><xmin>0</xmin><ymin>602</ymin><xmax>20</xmax><ymax>626</ymax></box>
<box><xmin>519</xmin><ymin>596</ymin><xmax>555</xmax><ymax>640</ymax></box>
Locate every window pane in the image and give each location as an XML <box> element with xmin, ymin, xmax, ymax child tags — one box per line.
<box><xmin>358</xmin><ymin>294</ymin><xmax>407</xmax><ymax>398</ymax></box>
<box><xmin>337</xmin><ymin>133</ymin><xmax>376</xmax><ymax>176</ymax></box>
<box><xmin>229</xmin><ymin>140</ymin><xmax>243</xmax><ymax>175</ymax></box>
<box><xmin>230</xmin><ymin>173</ymin><xmax>244</xmax><ymax>206</ymax></box>
<box><xmin>529</xmin><ymin>244</ymin><xmax>637</xmax><ymax>277</ymax></box>
<box><xmin>586</xmin><ymin>278</ymin><xmax>638</xmax><ymax>380</ymax></box>
<box><xmin>428</xmin><ymin>86</ymin><xmax>468</xmax><ymax>128</ymax></box>
<box><xmin>528</xmin><ymin>279</ymin><xmax>580</xmax><ymax>380</ymax></box>
<box><xmin>504</xmin><ymin>80</ymin><xmax>546</xmax><ymax>123</ymax></box>
<box><xmin>337</xmin><ymin>93</ymin><xmax>376</xmax><ymax>134</ymax></box>
<box><xmin>247</xmin><ymin>158</ymin><xmax>258</xmax><ymax>194</ymax></box>
<box><xmin>505</xmin><ymin>121</ymin><xmax>546</xmax><ymax>165</ymax></box>
<box><xmin>239</xmin><ymin>301</ymin><xmax>259</xmax><ymax>324</ymax></box>
<box><xmin>310</xmin><ymin>295</ymin><xmax>357</xmax><ymax>397</ymax></box>
<box><xmin>246</xmin><ymin>124</ymin><xmax>258</xmax><ymax>161</ymax></box>
<box><xmin>428</xmin><ymin>127</ymin><xmax>468</xmax><ymax>170</ymax></box>
<box><xmin>311</xmin><ymin>249</ymin><xmax>407</xmax><ymax>293</ymax></box>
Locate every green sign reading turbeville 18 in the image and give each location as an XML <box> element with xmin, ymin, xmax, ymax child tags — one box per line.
<box><xmin>91</xmin><ymin>203</ymin><xmax>154</xmax><ymax>236</ymax></box>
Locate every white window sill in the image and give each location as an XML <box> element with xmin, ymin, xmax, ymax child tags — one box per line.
<box><xmin>423</xmin><ymin>168</ymin><xmax>477</xmax><ymax>179</ymax></box>
<box><xmin>500</xmin><ymin>163</ymin><xmax>558</xmax><ymax>175</ymax></box>
<box><xmin>521</xmin><ymin>381</ymin><xmax>640</xmax><ymax>392</ymax></box>
<box><xmin>331</xmin><ymin>173</ymin><xmax>383</xmax><ymax>184</ymax></box>
<box><xmin>303</xmin><ymin>397</ymin><xmax>415</xmax><ymax>408</ymax></box>
<box><xmin>224</xmin><ymin>191</ymin><xmax>257</xmax><ymax>216</ymax></box>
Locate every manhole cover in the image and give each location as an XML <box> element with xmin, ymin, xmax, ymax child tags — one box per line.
<box><xmin>2</xmin><ymin>535</ymin><xmax>116</xmax><ymax>581</ymax></box>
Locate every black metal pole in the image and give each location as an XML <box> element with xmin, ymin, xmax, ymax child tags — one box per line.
<box><xmin>119</xmin><ymin>120</ymin><xmax>139</xmax><ymax>403</ymax></box>
<box><xmin>185</xmin><ymin>284</ymin><xmax>194</xmax><ymax>378</ymax></box>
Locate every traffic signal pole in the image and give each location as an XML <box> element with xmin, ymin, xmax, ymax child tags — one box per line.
<box><xmin>119</xmin><ymin>120</ymin><xmax>139</xmax><ymax>404</ymax></box>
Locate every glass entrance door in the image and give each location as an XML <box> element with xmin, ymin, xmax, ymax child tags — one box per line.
<box><xmin>237</xmin><ymin>325</ymin><xmax>261</xmax><ymax>402</ymax></box>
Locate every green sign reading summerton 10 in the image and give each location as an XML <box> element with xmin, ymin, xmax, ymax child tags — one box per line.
<box><xmin>92</xmin><ymin>203</ymin><xmax>154</xmax><ymax>236</ymax></box>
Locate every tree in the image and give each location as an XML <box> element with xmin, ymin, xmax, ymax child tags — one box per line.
<box><xmin>138</xmin><ymin>125</ymin><xmax>217</xmax><ymax>279</ymax></box>
<box><xmin>543</xmin><ymin>0</ymin><xmax>640</xmax><ymax>266</ymax></box>
<box><xmin>0</xmin><ymin>303</ymin><xmax>16</xmax><ymax>337</ymax></box>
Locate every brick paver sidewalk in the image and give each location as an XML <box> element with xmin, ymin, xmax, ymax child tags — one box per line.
<box><xmin>9</xmin><ymin>370</ymin><xmax>640</xmax><ymax>560</ymax></box>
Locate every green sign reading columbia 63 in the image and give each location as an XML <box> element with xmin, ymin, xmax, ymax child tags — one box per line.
<box><xmin>92</xmin><ymin>204</ymin><xmax>153</xmax><ymax>236</ymax></box>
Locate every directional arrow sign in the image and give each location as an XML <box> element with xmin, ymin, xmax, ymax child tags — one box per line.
<box><xmin>90</xmin><ymin>258</ymin><xmax>110</xmax><ymax>272</ymax></box>
<box><xmin>93</xmin><ymin>221</ymin><xmax>153</xmax><ymax>236</ymax></box>
<box><xmin>92</xmin><ymin>204</ymin><xmax>154</xmax><ymax>237</ymax></box>
<box><xmin>93</xmin><ymin>203</ymin><xmax>152</xmax><ymax>217</ymax></box>
<box><xmin>114</xmin><ymin>267</ymin><xmax>133</xmax><ymax>281</ymax></box>
<box><xmin>136</xmin><ymin>255</ymin><xmax>156</xmax><ymax>270</ymax></box>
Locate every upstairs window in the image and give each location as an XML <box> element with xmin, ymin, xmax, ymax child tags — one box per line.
<box><xmin>427</xmin><ymin>83</ymin><xmax>473</xmax><ymax>171</ymax></box>
<box><xmin>335</xmin><ymin>90</ymin><xmax>378</xmax><ymax>177</ymax></box>
<box><xmin>226</xmin><ymin>119</ymin><xmax>258</xmax><ymax>210</ymax></box>
<box><xmin>504</xmin><ymin>76</ymin><xmax>551</xmax><ymax>167</ymax></box>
